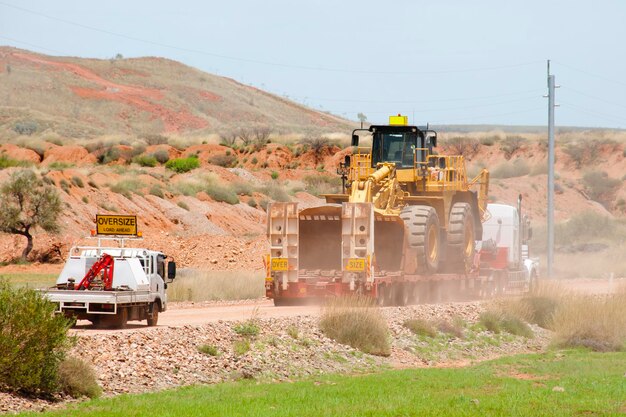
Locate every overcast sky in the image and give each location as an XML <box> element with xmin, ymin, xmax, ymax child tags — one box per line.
<box><xmin>1</xmin><ymin>0</ymin><xmax>626</xmax><ymax>128</ymax></box>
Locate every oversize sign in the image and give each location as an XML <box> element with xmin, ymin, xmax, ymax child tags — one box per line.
<box><xmin>271</xmin><ymin>258</ymin><xmax>289</xmax><ymax>271</ymax></box>
<box><xmin>96</xmin><ymin>215</ymin><xmax>138</xmax><ymax>236</ymax></box>
<box><xmin>345</xmin><ymin>258</ymin><xmax>366</xmax><ymax>271</ymax></box>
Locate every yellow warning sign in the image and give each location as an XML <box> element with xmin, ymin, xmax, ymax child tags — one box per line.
<box><xmin>271</xmin><ymin>258</ymin><xmax>289</xmax><ymax>271</ymax></box>
<box><xmin>345</xmin><ymin>258</ymin><xmax>366</xmax><ymax>271</ymax></box>
<box><xmin>96</xmin><ymin>215</ymin><xmax>138</xmax><ymax>236</ymax></box>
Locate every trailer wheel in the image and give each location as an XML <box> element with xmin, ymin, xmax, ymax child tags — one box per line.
<box><xmin>401</xmin><ymin>205</ymin><xmax>441</xmax><ymax>274</ymax></box>
<box><xmin>446</xmin><ymin>202</ymin><xmax>475</xmax><ymax>273</ymax></box>
<box><xmin>147</xmin><ymin>303</ymin><xmax>159</xmax><ymax>326</ymax></box>
<box><xmin>394</xmin><ymin>283</ymin><xmax>410</xmax><ymax>306</ymax></box>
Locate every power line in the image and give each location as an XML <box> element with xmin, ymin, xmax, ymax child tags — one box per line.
<box><xmin>316</xmin><ymin>95</ymin><xmax>542</xmax><ymax>116</ymax></box>
<box><xmin>0</xmin><ymin>1</ymin><xmax>543</xmax><ymax>75</ymax></box>
<box><xmin>561</xmin><ymin>86</ymin><xmax>626</xmax><ymax>110</ymax></box>
<box><xmin>559</xmin><ymin>101</ymin><xmax>626</xmax><ymax>126</ymax></box>
<box><xmin>554</xmin><ymin>61</ymin><xmax>626</xmax><ymax>89</ymax></box>
<box><xmin>291</xmin><ymin>89</ymin><xmax>545</xmax><ymax>104</ymax></box>
<box><xmin>0</xmin><ymin>35</ymin><xmax>66</xmax><ymax>55</ymax></box>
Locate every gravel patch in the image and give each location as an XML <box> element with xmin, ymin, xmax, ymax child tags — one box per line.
<box><xmin>2</xmin><ymin>301</ymin><xmax>552</xmax><ymax>414</ymax></box>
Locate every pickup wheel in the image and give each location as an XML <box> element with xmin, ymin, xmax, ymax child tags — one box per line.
<box><xmin>114</xmin><ymin>307</ymin><xmax>128</xmax><ymax>329</ymax></box>
<box><xmin>147</xmin><ymin>303</ymin><xmax>159</xmax><ymax>326</ymax></box>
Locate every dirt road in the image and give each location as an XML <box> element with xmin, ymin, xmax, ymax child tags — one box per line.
<box><xmin>72</xmin><ymin>299</ymin><xmax>320</xmax><ymax>335</ymax></box>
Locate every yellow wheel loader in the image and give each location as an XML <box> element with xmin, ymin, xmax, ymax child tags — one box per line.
<box><xmin>265</xmin><ymin>115</ymin><xmax>490</xmax><ymax>306</ymax></box>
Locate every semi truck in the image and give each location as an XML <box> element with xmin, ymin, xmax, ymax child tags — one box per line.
<box><xmin>42</xmin><ymin>215</ymin><xmax>176</xmax><ymax>328</ymax></box>
<box><xmin>265</xmin><ymin>199</ymin><xmax>537</xmax><ymax>306</ymax></box>
<box><xmin>263</xmin><ymin>115</ymin><xmax>537</xmax><ymax>305</ymax></box>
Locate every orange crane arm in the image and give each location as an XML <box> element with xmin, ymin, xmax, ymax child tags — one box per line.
<box><xmin>76</xmin><ymin>253</ymin><xmax>115</xmax><ymax>290</ymax></box>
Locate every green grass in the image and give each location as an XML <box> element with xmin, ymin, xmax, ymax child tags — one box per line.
<box><xmin>0</xmin><ymin>273</ymin><xmax>57</xmax><ymax>289</ymax></box>
<box><xmin>20</xmin><ymin>351</ymin><xmax>626</xmax><ymax>416</ymax></box>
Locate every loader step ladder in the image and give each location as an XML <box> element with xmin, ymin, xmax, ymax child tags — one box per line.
<box><xmin>268</xmin><ymin>203</ymin><xmax>299</xmax><ymax>288</ymax></box>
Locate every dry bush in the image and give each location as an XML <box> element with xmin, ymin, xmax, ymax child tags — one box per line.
<box><xmin>319</xmin><ymin>296</ymin><xmax>390</xmax><ymax>356</ymax></box>
<box><xmin>303</xmin><ymin>174</ymin><xmax>341</xmax><ymax>196</ymax></box>
<box><xmin>582</xmin><ymin>171</ymin><xmax>621</xmax><ymax>208</ymax></box>
<box><xmin>552</xmin><ymin>289</ymin><xmax>626</xmax><ymax>351</ymax></box>
<box><xmin>478</xmin><ymin>310</ymin><xmax>533</xmax><ymax>338</ymax></box>
<box><xmin>208</xmin><ymin>153</ymin><xmax>237</xmax><ymax>168</ymax></box>
<box><xmin>500</xmin><ymin>135</ymin><xmax>528</xmax><ymax>159</ymax></box>
<box><xmin>404</xmin><ymin>318</ymin><xmax>437</xmax><ymax>337</ymax></box>
<box><xmin>491</xmin><ymin>159</ymin><xmax>530</xmax><ymax>179</ymax></box>
<box><xmin>499</xmin><ymin>281</ymin><xmax>568</xmax><ymax>329</ymax></box>
<box><xmin>57</xmin><ymin>357</ymin><xmax>101</xmax><ymax>399</ymax></box>
<box><xmin>447</xmin><ymin>136</ymin><xmax>480</xmax><ymax>157</ymax></box>
<box><xmin>167</xmin><ymin>269</ymin><xmax>264</xmax><ymax>301</ymax></box>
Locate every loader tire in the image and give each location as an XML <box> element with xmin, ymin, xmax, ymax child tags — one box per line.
<box><xmin>401</xmin><ymin>205</ymin><xmax>441</xmax><ymax>274</ymax></box>
<box><xmin>446</xmin><ymin>202</ymin><xmax>475</xmax><ymax>273</ymax></box>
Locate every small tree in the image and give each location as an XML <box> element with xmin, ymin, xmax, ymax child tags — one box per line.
<box><xmin>0</xmin><ymin>169</ymin><xmax>61</xmax><ymax>261</ymax></box>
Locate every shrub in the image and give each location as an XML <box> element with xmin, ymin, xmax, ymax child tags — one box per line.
<box><xmin>49</xmin><ymin>162</ymin><xmax>74</xmax><ymax>171</ymax></box>
<box><xmin>71</xmin><ymin>176</ymin><xmax>84</xmax><ymax>188</ymax></box>
<box><xmin>271</xmin><ymin>171</ymin><xmax>279</xmax><ymax>180</ymax></box>
<box><xmin>233</xmin><ymin>320</ymin><xmax>260</xmax><ymax>337</ymax></box>
<box><xmin>260</xmin><ymin>183</ymin><xmax>290</xmax><ymax>202</ymax></box>
<box><xmin>59</xmin><ymin>179</ymin><xmax>70</xmax><ymax>194</ymax></box>
<box><xmin>447</xmin><ymin>136</ymin><xmax>480</xmax><ymax>156</ymax></box>
<box><xmin>436</xmin><ymin>318</ymin><xmax>465</xmax><ymax>339</ymax></box>
<box><xmin>0</xmin><ymin>281</ymin><xmax>73</xmax><ymax>393</ymax></box>
<box><xmin>500</xmin><ymin>135</ymin><xmax>527</xmax><ymax>159</ymax></box>
<box><xmin>247</xmin><ymin>198</ymin><xmax>258</xmax><ymax>208</ymax></box>
<box><xmin>177</xmin><ymin>201</ymin><xmax>190</xmax><ymax>211</ymax></box>
<box><xmin>231</xmin><ymin>182</ymin><xmax>254</xmax><ymax>196</ymax></box>
<box><xmin>208</xmin><ymin>153</ymin><xmax>237</xmax><ymax>168</ymax></box>
<box><xmin>564</xmin><ymin>141</ymin><xmax>599</xmax><ymax>169</ymax></box>
<box><xmin>81</xmin><ymin>196</ymin><xmax>89</xmax><ymax>204</ymax></box>
<box><xmin>479</xmin><ymin>310</ymin><xmax>502</xmax><ymax>333</ymax></box>
<box><xmin>165</xmin><ymin>157</ymin><xmax>200</xmax><ymax>173</ymax></box>
<box><xmin>552</xmin><ymin>290</ymin><xmax>626</xmax><ymax>351</ymax></box>
<box><xmin>480</xmin><ymin>135</ymin><xmax>500</xmax><ymax>146</ymax></box>
<box><xmin>287</xmin><ymin>325</ymin><xmax>299</xmax><ymax>339</ymax></box>
<box><xmin>13</xmin><ymin>120</ymin><xmax>39</xmax><ymax>135</ymax></box>
<box><xmin>197</xmin><ymin>344</ymin><xmax>219</xmax><ymax>356</ymax></box>
<box><xmin>259</xmin><ymin>199</ymin><xmax>269</xmax><ymax>211</ymax></box>
<box><xmin>403</xmin><ymin>318</ymin><xmax>436</xmax><ymax>338</ymax></box>
<box><xmin>319</xmin><ymin>296</ymin><xmax>390</xmax><ymax>356</ymax></box>
<box><xmin>582</xmin><ymin>171</ymin><xmax>621</xmax><ymax>208</ymax></box>
<box><xmin>142</xmin><ymin>134</ymin><xmax>169</xmax><ymax>146</ymax></box>
<box><xmin>57</xmin><ymin>357</ymin><xmax>101</xmax><ymax>399</ymax></box>
<box><xmin>0</xmin><ymin>155</ymin><xmax>31</xmax><ymax>169</ymax></box>
<box><xmin>251</xmin><ymin>157</ymin><xmax>258</xmax><ymax>165</ymax></box>
<box><xmin>499</xmin><ymin>314</ymin><xmax>533</xmax><ymax>338</ymax></box>
<box><xmin>233</xmin><ymin>339</ymin><xmax>251</xmax><ymax>355</ymax></box>
<box><xmin>206</xmin><ymin>183</ymin><xmax>239</xmax><ymax>205</ymax></box>
<box><xmin>132</xmin><ymin>154</ymin><xmax>158</xmax><ymax>167</ymax></box>
<box><xmin>480</xmin><ymin>309</ymin><xmax>533</xmax><ymax>338</ymax></box>
<box><xmin>303</xmin><ymin>175</ymin><xmax>341</xmax><ymax>196</ymax></box>
<box><xmin>87</xmin><ymin>180</ymin><xmax>98</xmax><ymax>189</ymax></box>
<box><xmin>97</xmin><ymin>147</ymin><xmax>120</xmax><ymax>164</ymax></box>
<box><xmin>110</xmin><ymin>179</ymin><xmax>144</xmax><ymax>199</ymax></box>
<box><xmin>491</xmin><ymin>159</ymin><xmax>530</xmax><ymax>179</ymax></box>
<box><xmin>152</xmin><ymin>150</ymin><xmax>170</xmax><ymax>164</ymax></box>
<box><xmin>149</xmin><ymin>185</ymin><xmax>164</xmax><ymax>198</ymax></box>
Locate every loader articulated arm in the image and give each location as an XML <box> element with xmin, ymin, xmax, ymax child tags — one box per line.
<box><xmin>349</xmin><ymin>162</ymin><xmax>404</xmax><ymax>215</ymax></box>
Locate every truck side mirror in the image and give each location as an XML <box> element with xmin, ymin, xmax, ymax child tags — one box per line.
<box><xmin>351</xmin><ymin>134</ymin><xmax>359</xmax><ymax>146</ymax></box>
<box><xmin>167</xmin><ymin>262</ymin><xmax>176</xmax><ymax>280</ymax></box>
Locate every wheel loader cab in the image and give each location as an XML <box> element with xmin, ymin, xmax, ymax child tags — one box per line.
<box><xmin>369</xmin><ymin>126</ymin><xmax>430</xmax><ymax>169</ymax></box>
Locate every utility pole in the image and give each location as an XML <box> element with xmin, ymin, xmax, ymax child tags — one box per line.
<box><xmin>545</xmin><ymin>60</ymin><xmax>558</xmax><ymax>278</ymax></box>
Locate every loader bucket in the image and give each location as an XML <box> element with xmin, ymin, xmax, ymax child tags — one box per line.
<box><xmin>298</xmin><ymin>205</ymin><xmax>343</xmax><ymax>270</ymax></box>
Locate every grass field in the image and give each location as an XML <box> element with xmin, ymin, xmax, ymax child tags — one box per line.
<box><xmin>20</xmin><ymin>350</ymin><xmax>626</xmax><ymax>417</ymax></box>
<box><xmin>0</xmin><ymin>273</ymin><xmax>57</xmax><ymax>289</ymax></box>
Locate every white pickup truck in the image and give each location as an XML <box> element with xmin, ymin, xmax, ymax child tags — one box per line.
<box><xmin>43</xmin><ymin>243</ymin><xmax>176</xmax><ymax>328</ymax></box>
